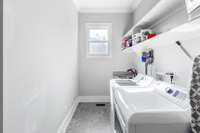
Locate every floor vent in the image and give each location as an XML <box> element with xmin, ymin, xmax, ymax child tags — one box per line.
<box><xmin>96</xmin><ymin>104</ymin><xmax>106</xmax><ymax>106</ymax></box>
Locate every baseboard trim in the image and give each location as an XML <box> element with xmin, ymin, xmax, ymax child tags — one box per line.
<box><xmin>77</xmin><ymin>96</ymin><xmax>110</xmax><ymax>103</ymax></box>
<box><xmin>56</xmin><ymin>96</ymin><xmax>110</xmax><ymax>133</ymax></box>
<box><xmin>56</xmin><ymin>98</ymin><xmax>79</xmax><ymax>133</ymax></box>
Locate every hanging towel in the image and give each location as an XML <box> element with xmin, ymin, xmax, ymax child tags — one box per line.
<box><xmin>190</xmin><ymin>55</ymin><xmax>200</xmax><ymax>133</ymax></box>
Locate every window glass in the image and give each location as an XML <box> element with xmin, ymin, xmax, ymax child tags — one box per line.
<box><xmin>89</xmin><ymin>29</ymin><xmax>108</xmax><ymax>41</ymax></box>
<box><xmin>86</xmin><ymin>23</ymin><xmax>112</xmax><ymax>57</ymax></box>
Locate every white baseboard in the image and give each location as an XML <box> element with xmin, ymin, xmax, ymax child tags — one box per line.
<box><xmin>77</xmin><ymin>96</ymin><xmax>110</xmax><ymax>103</ymax></box>
<box><xmin>56</xmin><ymin>98</ymin><xmax>79</xmax><ymax>133</ymax></box>
<box><xmin>56</xmin><ymin>96</ymin><xmax>110</xmax><ymax>133</ymax></box>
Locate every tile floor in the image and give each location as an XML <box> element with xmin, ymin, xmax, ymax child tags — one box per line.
<box><xmin>66</xmin><ymin>103</ymin><xmax>112</xmax><ymax>133</ymax></box>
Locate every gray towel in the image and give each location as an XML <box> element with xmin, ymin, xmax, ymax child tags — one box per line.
<box><xmin>190</xmin><ymin>55</ymin><xmax>200</xmax><ymax>133</ymax></box>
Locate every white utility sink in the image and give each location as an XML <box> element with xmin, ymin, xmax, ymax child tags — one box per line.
<box><xmin>114</xmin><ymin>79</ymin><xmax>137</xmax><ymax>86</ymax></box>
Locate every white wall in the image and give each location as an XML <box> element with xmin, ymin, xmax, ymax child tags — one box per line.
<box><xmin>79</xmin><ymin>13</ymin><xmax>134</xmax><ymax>96</ymax></box>
<box><xmin>132</xmin><ymin>1</ymin><xmax>200</xmax><ymax>90</ymax></box>
<box><xmin>0</xmin><ymin>0</ymin><xmax>2</xmax><ymax>131</ymax></box>
<box><xmin>151</xmin><ymin>2</ymin><xmax>188</xmax><ymax>34</ymax></box>
<box><xmin>3</xmin><ymin>0</ymin><xmax>78</xmax><ymax>133</ymax></box>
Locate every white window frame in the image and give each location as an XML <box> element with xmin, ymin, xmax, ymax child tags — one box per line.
<box><xmin>86</xmin><ymin>23</ymin><xmax>112</xmax><ymax>58</ymax></box>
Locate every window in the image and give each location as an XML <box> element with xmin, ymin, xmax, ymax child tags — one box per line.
<box><xmin>86</xmin><ymin>23</ymin><xmax>112</xmax><ymax>57</ymax></box>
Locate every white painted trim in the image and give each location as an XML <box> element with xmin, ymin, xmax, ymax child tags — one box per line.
<box><xmin>56</xmin><ymin>96</ymin><xmax>110</xmax><ymax>133</ymax></box>
<box><xmin>56</xmin><ymin>99</ymin><xmax>79</xmax><ymax>133</ymax></box>
<box><xmin>77</xmin><ymin>96</ymin><xmax>110</xmax><ymax>103</ymax></box>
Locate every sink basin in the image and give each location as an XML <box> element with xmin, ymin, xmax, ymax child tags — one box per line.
<box><xmin>112</xmin><ymin>74</ymin><xmax>154</xmax><ymax>87</ymax></box>
<box><xmin>115</xmin><ymin>79</ymin><xmax>137</xmax><ymax>86</ymax></box>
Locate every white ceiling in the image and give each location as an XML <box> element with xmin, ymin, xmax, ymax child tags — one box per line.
<box><xmin>73</xmin><ymin>0</ymin><xmax>142</xmax><ymax>13</ymax></box>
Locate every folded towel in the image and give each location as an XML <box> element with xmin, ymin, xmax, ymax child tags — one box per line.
<box><xmin>190</xmin><ymin>55</ymin><xmax>200</xmax><ymax>133</ymax></box>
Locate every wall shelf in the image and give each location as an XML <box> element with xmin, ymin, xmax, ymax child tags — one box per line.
<box><xmin>122</xmin><ymin>36</ymin><xmax>159</xmax><ymax>54</ymax></box>
<box><xmin>122</xmin><ymin>18</ymin><xmax>200</xmax><ymax>55</ymax></box>
<box><xmin>122</xmin><ymin>0</ymin><xmax>183</xmax><ymax>38</ymax></box>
